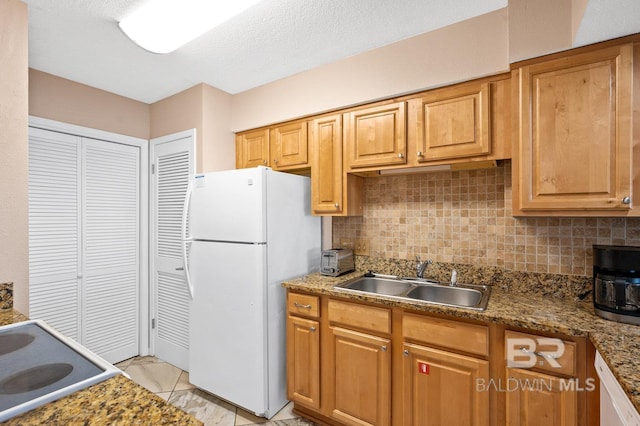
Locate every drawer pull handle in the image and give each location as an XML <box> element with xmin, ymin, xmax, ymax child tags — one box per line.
<box><xmin>294</xmin><ymin>302</ymin><xmax>312</xmax><ymax>310</ymax></box>
<box><xmin>520</xmin><ymin>347</ymin><xmax>557</xmax><ymax>359</ymax></box>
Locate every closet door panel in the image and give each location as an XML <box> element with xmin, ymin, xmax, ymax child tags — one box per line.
<box><xmin>28</xmin><ymin>128</ymin><xmax>82</xmax><ymax>340</ymax></box>
<box><xmin>82</xmin><ymin>138</ymin><xmax>140</xmax><ymax>362</ymax></box>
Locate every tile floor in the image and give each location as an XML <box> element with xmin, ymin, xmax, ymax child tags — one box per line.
<box><xmin>115</xmin><ymin>356</ymin><xmax>315</xmax><ymax>426</ymax></box>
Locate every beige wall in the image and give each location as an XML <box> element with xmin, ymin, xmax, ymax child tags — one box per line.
<box><xmin>0</xmin><ymin>0</ymin><xmax>29</xmax><ymax>313</ymax></box>
<box><xmin>150</xmin><ymin>83</ymin><xmax>235</xmax><ymax>173</ymax></box>
<box><xmin>29</xmin><ymin>69</ymin><xmax>150</xmax><ymax>139</ymax></box>
<box><xmin>508</xmin><ymin>0</ymin><xmax>574</xmax><ymax>62</ymax></box>
<box><xmin>201</xmin><ymin>84</ymin><xmax>235</xmax><ymax>172</ymax></box>
<box><xmin>231</xmin><ymin>8</ymin><xmax>509</xmax><ymax>132</ymax></box>
<box><xmin>333</xmin><ymin>162</ymin><xmax>640</xmax><ymax>277</ymax></box>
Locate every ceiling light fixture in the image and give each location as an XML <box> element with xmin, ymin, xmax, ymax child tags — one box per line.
<box><xmin>119</xmin><ymin>0</ymin><xmax>262</xmax><ymax>54</ymax></box>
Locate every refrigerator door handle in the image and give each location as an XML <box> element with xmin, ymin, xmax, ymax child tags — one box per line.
<box><xmin>182</xmin><ymin>179</ymin><xmax>195</xmax><ymax>299</ymax></box>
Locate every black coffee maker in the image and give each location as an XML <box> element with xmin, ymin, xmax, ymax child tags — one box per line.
<box><xmin>593</xmin><ymin>245</ymin><xmax>640</xmax><ymax>325</ymax></box>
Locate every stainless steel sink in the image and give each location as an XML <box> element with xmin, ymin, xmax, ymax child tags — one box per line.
<box><xmin>405</xmin><ymin>284</ymin><xmax>484</xmax><ymax>308</ymax></box>
<box><xmin>334</xmin><ymin>275</ymin><xmax>491</xmax><ymax>311</ymax></box>
<box><xmin>339</xmin><ymin>276</ymin><xmax>413</xmax><ymax>296</ymax></box>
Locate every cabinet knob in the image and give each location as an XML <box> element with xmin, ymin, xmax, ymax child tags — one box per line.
<box><xmin>273</xmin><ymin>159</ymin><xmax>278</xmax><ymax>164</ymax></box>
<box><xmin>381</xmin><ymin>345</ymin><xmax>387</xmax><ymax>352</ymax></box>
<box><xmin>262</xmin><ymin>159</ymin><xmax>267</xmax><ymax>164</ymax></box>
<box><xmin>309</xmin><ymin>326</ymin><xmax>316</xmax><ymax>332</ymax></box>
<box><xmin>403</xmin><ymin>349</ymin><xmax>409</xmax><ymax>356</ymax></box>
<box><xmin>398</xmin><ymin>153</ymin><xmax>404</xmax><ymax>158</ymax></box>
<box><xmin>622</xmin><ymin>196</ymin><xmax>631</xmax><ymax>205</ymax></box>
<box><xmin>417</xmin><ymin>151</ymin><xmax>424</xmax><ymax>157</ymax></box>
<box><xmin>334</xmin><ymin>203</ymin><xmax>340</xmax><ymax>209</ymax></box>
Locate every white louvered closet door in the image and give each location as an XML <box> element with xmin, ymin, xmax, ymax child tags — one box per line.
<box><xmin>82</xmin><ymin>138</ymin><xmax>140</xmax><ymax>362</ymax></box>
<box><xmin>29</xmin><ymin>128</ymin><xmax>82</xmax><ymax>341</ymax></box>
<box><xmin>151</xmin><ymin>131</ymin><xmax>194</xmax><ymax>371</ymax></box>
<box><xmin>28</xmin><ymin>128</ymin><xmax>141</xmax><ymax>363</ymax></box>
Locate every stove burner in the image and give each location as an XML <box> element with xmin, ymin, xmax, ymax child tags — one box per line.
<box><xmin>0</xmin><ymin>333</ymin><xmax>35</xmax><ymax>356</ymax></box>
<box><xmin>0</xmin><ymin>363</ymin><xmax>74</xmax><ymax>395</ymax></box>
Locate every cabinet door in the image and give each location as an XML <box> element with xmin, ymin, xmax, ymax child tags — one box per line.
<box><xmin>329</xmin><ymin>326</ymin><xmax>391</xmax><ymax>426</ymax></box>
<box><xmin>286</xmin><ymin>315</ymin><xmax>320</xmax><ymax>409</ymax></box>
<box><xmin>403</xmin><ymin>343</ymin><xmax>489</xmax><ymax>426</ymax></box>
<box><xmin>514</xmin><ymin>44</ymin><xmax>633</xmax><ymax>212</ymax></box>
<box><xmin>408</xmin><ymin>82</ymin><xmax>490</xmax><ymax>162</ymax></box>
<box><xmin>311</xmin><ymin>114</ymin><xmax>344</xmax><ymax>214</ymax></box>
<box><xmin>270</xmin><ymin>121</ymin><xmax>308</xmax><ymax>170</ymax></box>
<box><xmin>344</xmin><ymin>102</ymin><xmax>407</xmax><ymax>169</ymax></box>
<box><xmin>236</xmin><ymin>128</ymin><xmax>269</xmax><ymax>169</ymax></box>
<box><xmin>506</xmin><ymin>368</ymin><xmax>577</xmax><ymax>426</ymax></box>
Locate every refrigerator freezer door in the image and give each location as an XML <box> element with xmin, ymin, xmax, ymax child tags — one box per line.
<box><xmin>189</xmin><ymin>168</ymin><xmax>267</xmax><ymax>243</ymax></box>
<box><xmin>188</xmin><ymin>240</ymin><xmax>268</xmax><ymax>415</ymax></box>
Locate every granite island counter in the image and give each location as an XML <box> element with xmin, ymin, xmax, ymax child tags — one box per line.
<box><xmin>0</xmin><ymin>308</ymin><xmax>202</xmax><ymax>425</ymax></box>
<box><xmin>282</xmin><ymin>269</ymin><xmax>640</xmax><ymax>414</ymax></box>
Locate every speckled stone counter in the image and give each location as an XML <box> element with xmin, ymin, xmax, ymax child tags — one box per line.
<box><xmin>0</xmin><ymin>309</ymin><xmax>202</xmax><ymax>426</ymax></box>
<box><xmin>0</xmin><ymin>282</ymin><xmax>13</xmax><ymax>310</ymax></box>
<box><xmin>282</xmin><ymin>270</ymin><xmax>640</xmax><ymax>413</ymax></box>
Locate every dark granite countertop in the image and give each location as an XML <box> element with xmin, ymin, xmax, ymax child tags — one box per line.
<box><xmin>0</xmin><ymin>309</ymin><xmax>202</xmax><ymax>425</ymax></box>
<box><xmin>282</xmin><ymin>271</ymin><xmax>640</xmax><ymax>413</ymax></box>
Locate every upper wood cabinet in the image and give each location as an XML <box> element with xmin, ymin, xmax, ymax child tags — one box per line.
<box><xmin>236</xmin><ymin>128</ymin><xmax>269</xmax><ymax>169</ymax></box>
<box><xmin>407</xmin><ymin>81</ymin><xmax>490</xmax><ymax>163</ymax></box>
<box><xmin>310</xmin><ymin>114</ymin><xmax>363</xmax><ymax>216</ymax></box>
<box><xmin>513</xmin><ymin>43</ymin><xmax>636</xmax><ymax>215</ymax></box>
<box><xmin>270</xmin><ymin>121</ymin><xmax>308</xmax><ymax>171</ymax></box>
<box><xmin>236</xmin><ymin>121</ymin><xmax>309</xmax><ymax>171</ymax></box>
<box><xmin>343</xmin><ymin>102</ymin><xmax>407</xmax><ymax>169</ymax></box>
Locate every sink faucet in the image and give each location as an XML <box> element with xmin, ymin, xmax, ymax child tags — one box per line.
<box><xmin>450</xmin><ymin>269</ymin><xmax>458</xmax><ymax>287</ymax></box>
<box><xmin>415</xmin><ymin>256</ymin><xmax>432</xmax><ymax>278</ymax></box>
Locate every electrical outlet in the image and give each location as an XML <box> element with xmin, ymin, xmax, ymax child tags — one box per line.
<box><xmin>354</xmin><ymin>239</ymin><xmax>370</xmax><ymax>256</ymax></box>
<box><xmin>340</xmin><ymin>239</ymin><xmax>354</xmax><ymax>250</ymax></box>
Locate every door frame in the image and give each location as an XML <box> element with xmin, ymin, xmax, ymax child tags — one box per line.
<box><xmin>29</xmin><ymin>116</ymin><xmax>150</xmax><ymax>355</ymax></box>
<box><xmin>148</xmin><ymin>129</ymin><xmax>196</xmax><ymax>358</ymax></box>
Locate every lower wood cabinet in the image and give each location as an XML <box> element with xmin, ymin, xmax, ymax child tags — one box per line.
<box><xmin>329</xmin><ymin>326</ymin><xmax>391</xmax><ymax>426</ymax></box>
<box><xmin>285</xmin><ymin>291</ymin><xmax>596</xmax><ymax>426</ymax></box>
<box><xmin>403</xmin><ymin>343</ymin><xmax>489</xmax><ymax>426</ymax></box>
<box><xmin>286</xmin><ymin>315</ymin><xmax>320</xmax><ymax>409</ymax></box>
<box><xmin>286</xmin><ymin>292</ymin><xmax>321</xmax><ymax>410</ymax></box>
<box><xmin>504</xmin><ymin>330</ymin><xmax>586</xmax><ymax>426</ymax></box>
<box><xmin>505</xmin><ymin>367</ymin><xmax>577</xmax><ymax>426</ymax></box>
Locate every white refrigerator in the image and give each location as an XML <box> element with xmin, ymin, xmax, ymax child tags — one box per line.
<box><xmin>182</xmin><ymin>166</ymin><xmax>321</xmax><ymax>418</ymax></box>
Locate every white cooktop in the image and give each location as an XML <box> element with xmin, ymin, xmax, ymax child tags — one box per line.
<box><xmin>0</xmin><ymin>320</ymin><xmax>121</xmax><ymax>422</ymax></box>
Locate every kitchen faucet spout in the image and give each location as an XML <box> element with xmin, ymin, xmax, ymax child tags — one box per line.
<box><xmin>415</xmin><ymin>256</ymin><xmax>432</xmax><ymax>278</ymax></box>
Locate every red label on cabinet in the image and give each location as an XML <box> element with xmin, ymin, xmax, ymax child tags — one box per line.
<box><xmin>418</xmin><ymin>362</ymin><xmax>430</xmax><ymax>375</ymax></box>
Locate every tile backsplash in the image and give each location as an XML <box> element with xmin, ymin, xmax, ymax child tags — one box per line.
<box><xmin>333</xmin><ymin>161</ymin><xmax>640</xmax><ymax>277</ymax></box>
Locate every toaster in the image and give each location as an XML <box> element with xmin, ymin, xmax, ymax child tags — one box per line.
<box><xmin>321</xmin><ymin>248</ymin><xmax>355</xmax><ymax>277</ymax></box>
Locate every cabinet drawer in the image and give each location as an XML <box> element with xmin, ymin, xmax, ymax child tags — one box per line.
<box><xmin>505</xmin><ymin>330</ymin><xmax>576</xmax><ymax>377</ymax></box>
<box><xmin>328</xmin><ymin>299</ymin><xmax>391</xmax><ymax>334</ymax></box>
<box><xmin>403</xmin><ymin>313</ymin><xmax>488</xmax><ymax>357</ymax></box>
<box><xmin>288</xmin><ymin>292</ymin><xmax>320</xmax><ymax>318</ymax></box>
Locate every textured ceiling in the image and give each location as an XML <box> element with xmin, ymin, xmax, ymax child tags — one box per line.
<box><xmin>23</xmin><ymin>0</ymin><xmax>640</xmax><ymax>104</ymax></box>
<box><xmin>25</xmin><ymin>0</ymin><xmax>507</xmax><ymax>103</ymax></box>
